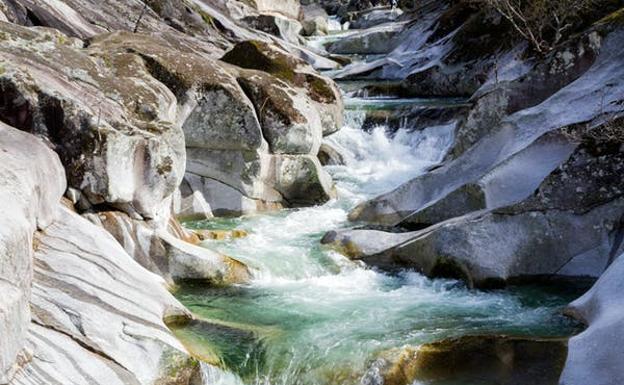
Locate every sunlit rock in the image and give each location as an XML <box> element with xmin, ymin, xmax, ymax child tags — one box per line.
<box><xmin>0</xmin><ymin>123</ymin><xmax>65</xmax><ymax>383</ymax></box>
<box><xmin>12</xmin><ymin>206</ymin><xmax>201</xmax><ymax>385</ymax></box>
<box><xmin>363</xmin><ymin>335</ymin><xmax>568</xmax><ymax>385</ymax></box>
<box><xmin>84</xmin><ymin>210</ymin><xmax>251</xmax><ymax>286</ymax></box>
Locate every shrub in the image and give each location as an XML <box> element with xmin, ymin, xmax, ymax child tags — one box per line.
<box><xmin>475</xmin><ymin>0</ymin><xmax>600</xmax><ymax>53</ymax></box>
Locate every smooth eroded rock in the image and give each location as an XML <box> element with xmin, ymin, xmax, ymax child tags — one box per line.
<box><xmin>0</xmin><ymin>123</ymin><xmax>65</xmax><ymax>383</ymax></box>
<box><xmin>12</xmin><ymin>206</ymin><xmax>200</xmax><ymax>385</ymax></box>
<box><xmin>561</xmin><ymin>252</ymin><xmax>624</xmax><ymax>385</ymax></box>
<box><xmin>0</xmin><ymin>23</ymin><xmax>186</xmax><ymax>219</ymax></box>
<box><xmin>84</xmin><ymin>210</ymin><xmax>251</xmax><ymax>286</ymax></box>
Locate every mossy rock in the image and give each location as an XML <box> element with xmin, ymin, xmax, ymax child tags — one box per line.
<box><xmin>305</xmin><ymin>73</ymin><xmax>338</xmax><ymax>104</ymax></box>
<box><xmin>155</xmin><ymin>349</ymin><xmax>202</xmax><ymax>385</ymax></box>
<box><xmin>377</xmin><ymin>335</ymin><xmax>568</xmax><ymax>385</ymax></box>
<box><xmin>222</xmin><ymin>40</ymin><xmax>338</xmax><ymax>104</ymax></box>
<box><xmin>222</xmin><ymin>40</ymin><xmax>305</xmax><ymax>85</ymax></box>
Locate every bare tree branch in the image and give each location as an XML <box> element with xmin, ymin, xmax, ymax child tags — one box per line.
<box><xmin>133</xmin><ymin>2</ymin><xmax>149</xmax><ymax>33</ymax></box>
<box><xmin>477</xmin><ymin>0</ymin><xmax>598</xmax><ymax>54</ymax></box>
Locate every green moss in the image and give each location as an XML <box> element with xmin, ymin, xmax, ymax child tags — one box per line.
<box><xmin>222</xmin><ymin>41</ymin><xmax>304</xmax><ymax>86</ymax></box>
<box><xmin>198</xmin><ymin>10</ymin><xmax>213</xmax><ymax>25</ymax></box>
<box><xmin>139</xmin><ymin>53</ymin><xmax>191</xmax><ymax>101</ymax></box>
<box><xmin>306</xmin><ymin>75</ymin><xmax>336</xmax><ymax>103</ymax></box>
<box><xmin>158</xmin><ymin>350</ymin><xmax>201</xmax><ymax>385</ymax></box>
<box><xmin>146</xmin><ymin>0</ymin><xmax>163</xmax><ymax>14</ymax></box>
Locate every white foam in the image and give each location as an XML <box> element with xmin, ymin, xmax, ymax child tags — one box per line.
<box><xmin>200</xmin><ymin>363</ymin><xmax>246</xmax><ymax>385</ymax></box>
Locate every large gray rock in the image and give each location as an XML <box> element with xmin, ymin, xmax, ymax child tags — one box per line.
<box><xmin>88</xmin><ymin>34</ymin><xmax>339</xmax><ymax>216</ymax></box>
<box><xmin>350</xmin><ymin>27</ymin><xmax>624</xmax><ymax>227</ymax></box>
<box><xmin>3</xmin><ymin>0</ymin><xmax>231</xmax><ymax>51</ymax></box>
<box><xmin>336</xmin><ymin>136</ymin><xmax>624</xmax><ymax>287</ymax></box>
<box><xmin>0</xmin><ymin>24</ymin><xmax>186</xmax><ymax>219</ymax></box>
<box><xmin>0</xmin><ymin>123</ymin><xmax>65</xmax><ymax>384</ymax></box>
<box><xmin>561</xmin><ymin>252</ymin><xmax>624</xmax><ymax>385</ymax></box>
<box><xmin>4</xmin><ymin>0</ymin><xmax>338</xmax><ymax>71</ymax></box>
<box><xmin>271</xmin><ymin>154</ymin><xmax>336</xmax><ymax>206</ymax></box>
<box><xmin>185</xmin><ymin>148</ymin><xmax>285</xmax><ymax>215</ymax></box>
<box><xmin>237</xmin><ymin>69</ymin><xmax>323</xmax><ymax>155</ymax></box>
<box><xmin>222</xmin><ymin>40</ymin><xmax>343</xmax><ymax>136</ymax></box>
<box><xmin>11</xmin><ymin>207</ymin><xmax>200</xmax><ymax>385</ymax></box>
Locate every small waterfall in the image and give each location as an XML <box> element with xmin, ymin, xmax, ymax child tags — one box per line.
<box><xmin>324</xmin><ymin>100</ymin><xmax>456</xmax><ymax>200</ymax></box>
<box><xmin>179</xmin><ymin>79</ymin><xmax>582</xmax><ymax>385</ymax></box>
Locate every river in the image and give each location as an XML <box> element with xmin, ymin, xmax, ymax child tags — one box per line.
<box><xmin>173</xmin><ymin>84</ymin><xmax>583</xmax><ymax>385</ymax></box>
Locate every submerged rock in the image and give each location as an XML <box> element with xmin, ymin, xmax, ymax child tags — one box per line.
<box><xmin>364</xmin><ymin>335</ymin><xmax>568</xmax><ymax>385</ymax></box>
<box><xmin>194</xmin><ymin>229</ymin><xmax>249</xmax><ymax>241</ymax></box>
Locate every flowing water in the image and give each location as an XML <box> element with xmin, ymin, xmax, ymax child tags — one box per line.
<box><xmin>174</xmin><ymin>88</ymin><xmax>584</xmax><ymax>385</ymax></box>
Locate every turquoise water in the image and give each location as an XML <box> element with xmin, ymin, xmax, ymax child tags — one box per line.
<box><xmin>175</xmin><ymin>99</ymin><xmax>584</xmax><ymax>385</ymax></box>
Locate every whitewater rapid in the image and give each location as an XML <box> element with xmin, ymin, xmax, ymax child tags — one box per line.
<box><xmin>177</xmin><ymin>96</ymin><xmax>580</xmax><ymax>385</ymax></box>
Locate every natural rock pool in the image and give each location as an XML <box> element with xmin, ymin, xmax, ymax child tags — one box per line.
<box><xmin>174</xmin><ymin>89</ymin><xmax>585</xmax><ymax>385</ymax></box>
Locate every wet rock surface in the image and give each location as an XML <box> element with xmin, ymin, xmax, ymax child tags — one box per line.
<box><xmin>364</xmin><ymin>335</ymin><xmax>568</xmax><ymax>385</ymax></box>
<box><xmin>562</xmin><ymin>251</ymin><xmax>624</xmax><ymax>385</ymax></box>
<box><xmin>0</xmin><ymin>123</ymin><xmax>66</xmax><ymax>384</ymax></box>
